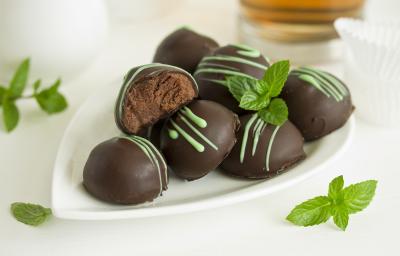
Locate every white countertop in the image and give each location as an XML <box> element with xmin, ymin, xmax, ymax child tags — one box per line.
<box><xmin>1</xmin><ymin>1</ymin><xmax>399</xmax><ymax>255</ymax></box>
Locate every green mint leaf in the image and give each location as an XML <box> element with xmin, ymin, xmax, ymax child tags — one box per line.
<box><xmin>11</xmin><ymin>202</ymin><xmax>52</xmax><ymax>226</ymax></box>
<box><xmin>332</xmin><ymin>206</ymin><xmax>349</xmax><ymax>231</ymax></box>
<box><xmin>9</xmin><ymin>58</ymin><xmax>30</xmax><ymax>98</ymax></box>
<box><xmin>328</xmin><ymin>175</ymin><xmax>344</xmax><ymax>200</ymax></box>
<box><xmin>257</xmin><ymin>80</ymin><xmax>270</xmax><ymax>95</ymax></box>
<box><xmin>239</xmin><ymin>90</ymin><xmax>269</xmax><ymax>110</ymax></box>
<box><xmin>262</xmin><ymin>60</ymin><xmax>290</xmax><ymax>97</ymax></box>
<box><xmin>33</xmin><ymin>79</ymin><xmax>41</xmax><ymax>93</ymax></box>
<box><xmin>227</xmin><ymin>76</ymin><xmax>260</xmax><ymax>103</ymax></box>
<box><xmin>253</xmin><ymin>79</ymin><xmax>267</xmax><ymax>95</ymax></box>
<box><xmin>257</xmin><ymin>98</ymin><xmax>288</xmax><ymax>125</ymax></box>
<box><xmin>287</xmin><ymin>176</ymin><xmax>378</xmax><ymax>231</ymax></box>
<box><xmin>286</xmin><ymin>196</ymin><xmax>332</xmax><ymax>227</ymax></box>
<box><xmin>35</xmin><ymin>79</ymin><xmax>68</xmax><ymax>114</ymax></box>
<box><xmin>2</xmin><ymin>97</ymin><xmax>19</xmax><ymax>132</ymax></box>
<box><xmin>342</xmin><ymin>180</ymin><xmax>377</xmax><ymax>214</ymax></box>
<box><xmin>0</xmin><ymin>86</ymin><xmax>6</xmax><ymax>106</ymax></box>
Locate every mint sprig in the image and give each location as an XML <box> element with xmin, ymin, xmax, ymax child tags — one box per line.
<box><xmin>258</xmin><ymin>98</ymin><xmax>288</xmax><ymax>125</ymax></box>
<box><xmin>0</xmin><ymin>58</ymin><xmax>68</xmax><ymax>132</ymax></box>
<box><xmin>227</xmin><ymin>60</ymin><xmax>290</xmax><ymax>126</ymax></box>
<box><xmin>11</xmin><ymin>202</ymin><xmax>52</xmax><ymax>226</ymax></box>
<box><xmin>286</xmin><ymin>176</ymin><xmax>377</xmax><ymax>231</ymax></box>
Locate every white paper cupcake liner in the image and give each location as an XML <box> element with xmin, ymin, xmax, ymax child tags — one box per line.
<box><xmin>336</xmin><ymin>18</ymin><xmax>400</xmax><ymax>127</ymax></box>
<box><xmin>345</xmin><ymin>56</ymin><xmax>400</xmax><ymax>127</ymax></box>
<box><xmin>335</xmin><ymin>18</ymin><xmax>400</xmax><ymax>82</ymax></box>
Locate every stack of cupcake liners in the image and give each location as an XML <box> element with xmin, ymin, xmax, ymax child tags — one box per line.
<box><xmin>335</xmin><ymin>18</ymin><xmax>400</xmax><ymax>127</ymax></box>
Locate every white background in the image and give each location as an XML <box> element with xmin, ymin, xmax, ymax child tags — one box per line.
<box><xmin>1</xmin><ymin>0</ymin><xmax>399</xmax><ymax>255</ymax></box>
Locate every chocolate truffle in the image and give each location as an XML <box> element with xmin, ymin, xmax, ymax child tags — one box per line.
<box><xmin>115</xmin><ymin>63</ymin><xmax>198</xmax><ymax>135</ymax></box>
<box><xmin>153</xmin><ymin>28</ymin><xmax>219</xmax><ymax>74</ymax></box>
<box><xmin>160</xmin><ymin>100</ymin><xmax>239</xmax><ymax>181</ymax></box>
<box><xmin>221</xmin><ymin>114</ymin><xmax>306</xmax><ymax>179</ymax></box>
<box><xmin>194</xmin><ymin>44</ymin><xmax>270</xmax><ymax>114</ymax></box>
<box><xmin>83</xmin><ymin>136</ymin><xmax>168</xmax><ymax>205</ymax></box>
<box><xmin>281</xmin><ymin>67</ymin><xmax>353</xmax><ymax>141</ymax></box>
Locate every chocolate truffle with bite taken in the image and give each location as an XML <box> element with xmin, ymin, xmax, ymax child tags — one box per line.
<box><xmin>281</xmin><ymin>67</ymin><xmax>353</xmax><ymax>141</ymax></box>
<box><xmin>194</xmin><ymin>44</ymin><xmax>270</xmax><ymax>114</ymax></box>
<box><xmin>83</xmin><ymin>136</ymin><xmax>168</xmax><ymax>205</ymax></box>
<box><xmin>153</xmin><ymin>28</ymin><xmax>219</xmax><ymax>74</ymax></box>
<box><xmin>221</xmin><ymin>114</ymin><xmax>306</xmax><ymax>179</ymax></box>
<box><xmin>161</xmin><ymin>100</ymin><xmax>240</xmax><ymax>181</ymax></box>
<box><xmin>115</xmin><ymin>63</ymin><xmax>198</xmax><ymax>135</ymax></box>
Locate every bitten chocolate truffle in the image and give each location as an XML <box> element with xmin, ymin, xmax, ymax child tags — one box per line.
<box><xmin>281</xmin><ymin>67</ymin><xmax>353</xmax><ymax>141</ymax></box>
<box><xmin>153</xmin><ymin>28</ymin><xmax>219</xmax><ymax>74</ymax></box>
<box><xmin>160</xmin><ymin>100</ymin><xmax>239</xmax><ymax>181</ymax></box>
<box><xmin>115</xmin><ymin>63</ymin><xmax>198</xmax><ymax>135</ymax></box>
<box><xmin>194</xmin><ymin>44</ymin><xmax>270</xmax><ymax>114</ymax></box>
<box><xmin>221</xmin><ymin>114</ymin><xmax>306</xmax><ymax>179</ymax></box>
<box><xmin>83</xmin><ymin>136</ymin><xmax>168</xmax><ymax>205</ymax></box>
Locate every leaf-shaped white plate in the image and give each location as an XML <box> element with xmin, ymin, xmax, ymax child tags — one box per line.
<box><xmin>52</xmin><ymin>82</ymin><xmax>354</xmax><ymax>220</ymax></box>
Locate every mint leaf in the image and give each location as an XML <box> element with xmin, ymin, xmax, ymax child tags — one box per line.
<box><xmin>342</xmin><ymin>180</ymin><xmax>377</xmax><ymax>214</ymax></box>
<box><xmin>11</xmin><ymin>202</ymin><xmax>52</xmax><ymax>226</ymax></box>
<box><xmin>1</xmin><ymin>60</ymin><xmax>67</xmax><ymax>133</ymax></box>
<box><xmin>226</xmin><ymin>59</ymin><xmax>290</xmax><ymax>126</ymax></box>
<box><xmin>328</xmin><ymin>175</ymin><xmax>344</xmax><ymax>200</ymax></box>
<box><xmin>2</xmin><ymin>98</ymin><xmax>19</xmax><ymax>132</ymax></box>
<box><xmin>0</xmin><ymin>86</ymin><xmax>6</xmax><ymax>105</ymax></box>
<box><xmin>332</xmin><ymin>206</ymin><xmax>349</xmax><ymax>231</ymax></box>
<box><xmin>262</xmin><ymin>60</ymin><xmax>290</xmax><ymax>97</ymax></box>
<box><xmin>9</xmin><ymin>58</ymin><xmax>30</xmax><ymax>98</ymax></box>
<box><xmin>287</xmin><ymin>176</ymin><xmax>377</xmax><ymax>231</ymax></box>
<box><xmin>227</xmin><ymin>76</ymin><xmax>260</xmax><ymax>102</ymax></box>
<box><xmin>286</xmin><ymin>196</ymin><xmax>332</xmax><ymax>226</ymax></box>
<box><xmin>35</xmin><ymin>79</ymin><xmax>68</xmax><ymax>114</ymax></box>
<box><xmin>257</xmin><ymin>80</ymin><xmax>270</xmax><ymax>95</ymax></box>
<box><xmin>33</xmin><ymin>79</ymin><xmax>41</xmax><ymax>93</ymax></box>
<box><xmin>239</xmin><ymin>90</ymin><xmax>269</xmax><ymax>110</ymax></box>
<box><xmin>257</xmin><ymin>98</ymin><xmax>288</xmax><ymax>125</ymax></box>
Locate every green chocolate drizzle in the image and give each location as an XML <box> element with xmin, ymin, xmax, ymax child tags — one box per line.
<box><xmin>240</xmin><ymin>114</ymin><xmax>258</xmax><ymax>163</ymax></box>
<box><xmin>170</xmin><ymin>119</ymin><xmax>205</xmax><ymax>152</ymax></box>
<box><xmin>168</xmin><ymin>105</ymin><xmax>219</xmax><ymax>153</ymax></box>
<box><xmin>232</xmin><ymin>43</ymin><xmax>261</xmax><ymax>58</ymax></box>
<box><xmin>194</xmin><ymin>68</ymin><xmax>256</xmax><ymax>81</ymax></box>
<box><xmin>291</xmin><ymin>67</ymin><xmax>348</xmax><ymax>102</ymax></box>
<box><xmin>194</xmin><ymin>44</ymin><xmax>269</xmax><ymax>88</ymax></box>
<box><xmin>179</xmin><ymin>106</ymin><xmax>207</xmax><ymax>128</ymax></box>
<box><xmin>168</xmin><ymin>129</ymin><xmax>179</xmax><ymax>139</ymax></box>
<box><xmin>199</xmin><ymin>55</ymin><xmax>268</xmax><ymax>70</ymax></box>
<box><xmin>122</xmin><ymin>136</ymin><xmax>167</xmax><ymax>194</ymax></box>
<box><xmin>251</xmin><ymin>119</ymin><xmax>267</xmax><ymax>156</ymax></box>
<box><xmin>240</xmin><ymin>115</ymin><xmax>281</xmax><ymax>172</ymax></box>
<box><xmin>178</xmin><ymin>114</ymin><xmax>218</xmax><ymax>151</ymax></box>
<box><xmin>265</xmin><ymin>126</ymin><xmax>280</xmax><ymax>172</ymax></box>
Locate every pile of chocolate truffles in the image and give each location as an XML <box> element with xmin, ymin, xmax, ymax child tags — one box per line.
<box><xmin>83</xmin><ymin>28</ymin><xmax>353</xmax><ymax>205</ymax></box>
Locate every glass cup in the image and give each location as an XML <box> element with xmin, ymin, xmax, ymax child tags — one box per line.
<box><xmin>238</xmin><ymin>0</ymin><xmax>365</xmax><ymax>64</ymax></box>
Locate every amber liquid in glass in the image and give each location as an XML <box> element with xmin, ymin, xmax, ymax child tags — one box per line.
<box><xmin>240</xmin><ymin>0</ymin><xmax>365</xmax><ymax>42</ymax></box>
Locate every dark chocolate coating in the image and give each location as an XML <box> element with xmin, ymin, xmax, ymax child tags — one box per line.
<box><xmin>83</xmin><ymin>137</ymin><xmax>168</xmax><ymax>205</ymax></box>
<box><xmin>281</xmin><ymin>68</ymin><xmax>353</xmax><ymax>141</ymax></box>
<box><xmin>221</xmin><ymin>115</ymin><xmax>306</xmax><ymax>179</ymax></box>
<box><xmin>146</xmin><ymin>120</ymin><xmax>165</xmax><ymax>148</ymax></box>
<box><xmin>115</xmin><ymin>63</ymin><xmax>198</xmax><ymax>135</ymax></box>
<box><xmin>161</xmin><ymin>100</ymin><xmax>240</xmax><ymax>180</ymax></box>
<box><xmin>194</xmin><ymin>44</ymin><xmax>270</xmax><ymax>114</ymax></box>
<box><xmin>153</xmin><ymin>28</ymin><xmax>219</xmax><ymax>74</ymax></box>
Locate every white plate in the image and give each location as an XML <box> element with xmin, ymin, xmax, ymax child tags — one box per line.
<box><xmin>52</xmin><ymin>82</ymin><xmax>355</xmax><ymax>220</ymax></box>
